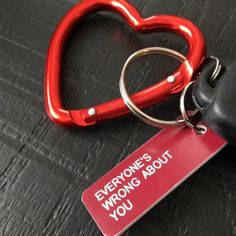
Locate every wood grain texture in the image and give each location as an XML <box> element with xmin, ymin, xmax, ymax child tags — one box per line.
<box><xmin>0</xmin><ymin>0</ymin><xmax>236</xmax><ymax>235</ymax></box>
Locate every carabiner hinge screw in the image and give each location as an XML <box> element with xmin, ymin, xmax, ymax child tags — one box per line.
<box><xmin>167</xmin><ymin>75</ymin><xmax>176</xmax><ymax>83</ymax></box>
<box><xmin>88</xmin><ymin>108</ymin><xmax>96</xmax><ymax>116</ymax></box>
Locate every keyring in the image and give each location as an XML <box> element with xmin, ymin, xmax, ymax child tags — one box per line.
<box><xmin>180</xmin><ymin>56</ymin><xmax>222</xmax><ymax>134</ymax></box>
<box><xmin>210</xmin><ymin>56</ymin><xmax>222</xmax><ymax>82</ymax></box>
<box><xmin>119</xmin><ymin>47</ymin><xmax>199</xmax><ymax>128</ymax></box>
<box><xmin>44</xmin><ymin>0</ymin><xmax>205</xmax><ymax>127</ymax></box>
<box><xmin>180</xmin><ymin>81</ymin><xmax>206</xmax><ymax>134</ymax></box>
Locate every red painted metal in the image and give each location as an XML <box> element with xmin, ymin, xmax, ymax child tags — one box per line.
<box><xmin>82</xmin><ymin>123</ymin><xmax>226</xmax><ymax>235</ymax></box>
<box><xmin>45</xmin><ymin>0</ymin><xmax>206</xmax><ymax>127</ymax></box>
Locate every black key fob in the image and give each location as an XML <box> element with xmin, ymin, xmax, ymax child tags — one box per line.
<box><xmin>192</xmin><ymin>61</ymin><xmax>236</xmax><ymax>145</ymax></box>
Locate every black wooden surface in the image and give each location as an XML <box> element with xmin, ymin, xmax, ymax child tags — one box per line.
<box><xmin>1</xmin><ymin>0</ymin><xmax>236</xmax><ymax>235</ymax></box>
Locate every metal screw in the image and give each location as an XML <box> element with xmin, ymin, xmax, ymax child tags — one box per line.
<box><xmin>88</xmin><ymin>108</ymin><xmax>96</xmax><ymax>116</ymax></box>
<box><xmin>167</xmin><ymin>75</ymin><xmax>176</xmax><ymax>83</ymax></box>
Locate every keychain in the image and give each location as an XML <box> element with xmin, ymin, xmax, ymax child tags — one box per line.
<box><xmin>82</xmin><ymin>48</ymin><xmax>227</xmax><ymax>236</ymax></box>
<box><xmin>43</xmin><ymin>0</ymin><xmax>233</xmax><ymax>235</ymax></box>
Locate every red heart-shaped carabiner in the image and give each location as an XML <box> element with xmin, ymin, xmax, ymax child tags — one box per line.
<box><xmin>45</xmin><ymin>0</ymin><xmax>205</xmax><ymax>127</ymax></box>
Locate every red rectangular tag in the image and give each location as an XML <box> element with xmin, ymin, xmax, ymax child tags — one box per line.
<box><xmin>82</xmin><ymin>124</ymin><xmax>226</xmax><ymax>236</ymax></box>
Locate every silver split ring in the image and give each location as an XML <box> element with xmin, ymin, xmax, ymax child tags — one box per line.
<box><xmin>119</xmin><ymin>47</ymin><xmax>198</xmax><ymax>128</ymax></box>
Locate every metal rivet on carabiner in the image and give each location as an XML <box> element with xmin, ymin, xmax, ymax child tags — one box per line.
<box><xmin>167</xmin><ymin>76</ymin><xmax>176</xmax><ymax>83</ymax></box>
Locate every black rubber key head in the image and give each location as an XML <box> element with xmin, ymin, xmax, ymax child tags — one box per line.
<box><xmin>193</xmin><ymin>61</ymin><xmax>236</xmax><ymax>145</ymax></box>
